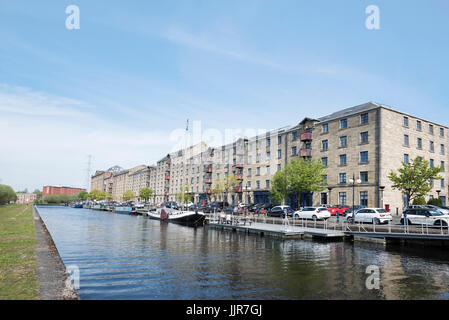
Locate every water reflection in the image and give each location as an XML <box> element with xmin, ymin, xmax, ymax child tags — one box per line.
<box><xmin>37</xmin><ymin>206</ymin><xmax>449</xmax><ymax>300</ymax></box>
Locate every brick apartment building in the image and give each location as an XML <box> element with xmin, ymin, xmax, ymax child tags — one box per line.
<box><xmin>42</xmin><ymin>186</ymin><xmax>86</xmax><ymax>197</ymax></box>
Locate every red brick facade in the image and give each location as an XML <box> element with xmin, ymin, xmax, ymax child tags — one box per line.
<box><xmin>42</xmin><ymin>186</ymin><xmax>86</xmax><ymax>197</ymax></box>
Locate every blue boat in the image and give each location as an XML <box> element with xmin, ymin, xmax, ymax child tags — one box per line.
<box><xmin>114</xmin><ymin>206</ymin><xmax>137</xmax><ymax>215</ymax></box>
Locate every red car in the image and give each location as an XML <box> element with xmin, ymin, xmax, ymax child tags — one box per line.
<box><xmin>327</xmin><ymin>205</ymin><xmax>351</xmax><ymax>216</ymax></box>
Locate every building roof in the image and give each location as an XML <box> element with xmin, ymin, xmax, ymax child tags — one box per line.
<box><xmin>317</xmin><ymin>102</ymin><xmax>379</xmax><ymax>123</ymax></box>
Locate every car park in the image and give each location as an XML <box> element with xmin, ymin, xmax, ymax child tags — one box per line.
<box><xmin>401</xmin><ymin>208</ymin><xmax>449</xmax><ymax>226</ymax></box>
<box><xmin>346</xmin><ymin>208</ymin><xmax>392</xmax><ymax>224</ymax></box>
<box><xmin>293</xmin><ymin>207</ymin><xmax>331</xmax><ymax>220</ymax></box>
<box><xmin>268</xmin><ymin>205</ymin><xmax>294</xmax><ymax>218</ymax></box>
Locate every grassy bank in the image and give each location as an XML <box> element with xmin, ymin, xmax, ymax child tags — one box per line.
<box><xmin>0</xmin><ymin>204</ymin><xmax>38</xmax><ymax>299</ymax></box>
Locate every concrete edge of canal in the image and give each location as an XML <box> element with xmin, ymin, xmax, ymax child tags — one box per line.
<box><xmin>33</xmin><ymin>206</ymin><xmax>79</xmax><ymax>300</ymax></box>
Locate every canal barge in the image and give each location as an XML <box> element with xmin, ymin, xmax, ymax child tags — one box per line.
<box><xmin>115</xmin><ymin>206</ymin><xmax>138</xmax><ymax>215</ymax></box>
<box><xmin>147</xmin><ymin>207</ymin><xmax>205</xmax><ymax>226</ymax></box>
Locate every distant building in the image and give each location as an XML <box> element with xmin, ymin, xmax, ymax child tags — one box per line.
<box><xmin>42</xmin><ymin>186</ymin><xmax>86</xmax><ymax>197</ymax></box>
<box><xmin>15</xmin><ymin>193</ymin><xmax>37</xmax><ymax>204</ymax></box>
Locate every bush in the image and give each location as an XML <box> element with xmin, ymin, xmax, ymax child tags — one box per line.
<box><xmin>427</xmin><ymin>198</ymin><xmax>443</xmax><ymax>207</ymax></box>
<box><xmin>412</xmin><ymin>197</ymin><xmax>427</xmax><ymax>205</ymax></box>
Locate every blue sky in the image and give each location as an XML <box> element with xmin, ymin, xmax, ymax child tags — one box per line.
<box><xmin>1</xmin><ymin>0</ymin><xmax>448</xmax><ymax>192</ymax></box>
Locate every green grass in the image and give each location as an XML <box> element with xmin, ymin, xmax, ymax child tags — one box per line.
<box><xmin>0</xmin><ymin>204</ymin><xmax>38</xmax><ymax>300</ymax></box>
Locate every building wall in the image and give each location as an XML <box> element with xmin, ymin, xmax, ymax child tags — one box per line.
<box><xmin>42</xmin><ymin>186</ymin><xmax>86</xmax><ymax>197</ymax></box>
<box><xmin>15</xmin><ymin>193</ymin><xmax>37</xmax><ymax>204</ymax></box>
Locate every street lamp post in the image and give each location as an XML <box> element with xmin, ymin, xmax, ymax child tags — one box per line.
<box><xmin>379</xmin><ymin>186</ymin><xmax>385</xmax><ymax>209</ymax></box>
<box><xmin>349</xmin><ymin>174</ymin><xmax>361</xmax><ymax>223</ymax></box>
<box><xmin>437</xmin><ymin>189</ymin><xmax>441</xmax><ymax>201</ymax></box>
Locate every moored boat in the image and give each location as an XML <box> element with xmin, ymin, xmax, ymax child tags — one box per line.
<box><xmin>147</xmin><ymin>205</ymin><xmax>205</xmax><ymax>226</ymax></box>
<box><xmin>114</xmin><ymin>205</ymin><xmax>137</xmax><ymax>215</ymax></box>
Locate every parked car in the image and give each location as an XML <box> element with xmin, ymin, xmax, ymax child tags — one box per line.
<box><xmin>327</xmin><ymin>205</ymin><xmax>351</xmax><ymax>216</ymax></box>
<box><xmin>223</xmin><ymin>205</ymin><xmax>239</xmax><ymax>215</ymax></box>
<box><xmin>268</xmin><ymin>205</ymin><xmax>294</xmax><ymax>218</ymax></box>
<box><xmin>188</xmin><ymin>204</ymin><xmax>202</xmax><ymax>212</ymax></box>
<box><xmin>346</xmin><ymin>208</ymin><xmax>392</xmax><ymax>224</ymax></box>
<box><xmin>160</xmin><ymin>201</ymin><xmax>178</xmax><ymax>210</ymax></box>
<box><xmin>294</xmin><ymin>207</ymin><xmax>331</xmax><ymax>220</ymax></box>
<box><xmin>401</xmin><ymin>208</ymin><xmax>449</xmax><ymax>226</ymax></box>
<box><xmin>425</xmin><ymin>205</ymin><xmax>449</xmax><ymax>215</ymax></box>
<box><xmin>343</xmin><ymin>205</ymin><xmax>367</xmax><ymax>216</ymax></box>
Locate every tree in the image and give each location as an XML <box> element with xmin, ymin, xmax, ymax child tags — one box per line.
<box><xmin>428</xmin><ymin>197</ymin><xmax>443</xmax><ymax>206</ymax></box>
<box><xmin>139</xmin><ymin>188</ymin><xmax>154</xmax><ymax>203</ymax></box>
<box><xmin>388</xmin><ymin>157</ymin><xmax>442</xmax><ymax>208</ymax></box>
<box><xmin>412</xmin><ymin>197</ymin><xmax>427</xmax><ymax>205</ymax></box>
<box><xmin>88</xmin><ymin>189</ymin><xmax>102</xmax><ymax>201</ymax></box>
<box><xmin>270</xmin><ymin>168</ymin><xmax>289</xmax><ymax>205</ymax></box>
<box><xmin>123</xmin><ymin>190</ymin><xmax>134</xmax><ymax>202</ymax></box>
<box><xmin>78</xmin><ymin>191</ymin><xmax>89</xmax><ymax>201</ymax></box>
<box><xmin>285</xmin><ymin>158</ymin><xmax>326</xmax><ymax>208</ymax></box>
<box><xmin>223</xmin><ymin>174</ymin><xmax>239</xmax><ymax>203</ymax></box>
<box><xmin>211</xmin><ymin>180</ymin><xmax>225</xmax><ymax>202</ymax></box>
<box><xmin>176</xmin><ymin>185</ymin><xmax>193</xmax><ymax>204</ymax></box>
<box><xmin>0</xmin><ymin>185</ymin><xmax>17</xmax><ymax>205</ymax></box>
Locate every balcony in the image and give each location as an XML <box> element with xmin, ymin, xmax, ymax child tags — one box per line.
<box><xmin>236</xmin><ymin>174</ymin><xmax>243</xmax><ymax>180</ymax></box>
<box><xmin>300</xmin><ymin>149</ymin><xmax>312</xmax><ymax>157</ymax></box>
<box><xmin>205</xmin><ymin>189</ymin><xmax>211</xmax><ymax>194</ymax></box>
<box><xmin>204</xmin><ymin>178</ymin><xmax>212</xmax><ymax>184</ymax></box>
<box><xmin>205</xmin><ymin>167</ymin><xmax>212</xmax><ymax>173</ymax></box>
<box><xmin>234</xmin><ymin>186</ymin><xmax>243</xmax><ymax>193</ymax></box>
<box><xmin>234</xmin><ymin>163</ymin><xmax>244</xmax><ymax>168</ymax></box>
<box><xmin>165</xmin><ymin>175</ymin><xmax>170</xmax><ymax>180</ymax></box>
<box><xmin>300</xmin><ymin>132</ymin><xmax>313</xmax><ymax>141</ymax></box>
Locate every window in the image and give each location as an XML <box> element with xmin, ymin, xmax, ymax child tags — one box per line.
<box><xmin>360</xmin><ymin>151</ymin><xmax>369</xmax><ymax>163</ymax></box>
<box><xmin>277</xmin><ymin>164</ymin><xmax>281</xmax><ymax>171</ymax></box>
<box><xmin>323</xmin><ymin>175</ymin><xmax>327</xmax><ymax>184</ymax></box>
<box><xmin>292</xmin><ymin>131</ymin><xmax>298</xmax><ymax>140</ymax></box>
<box><xmin>403</xmin><ymin>116</ymin><xmax>409</xmax><ymax>127</ymax></box>
<box><xmin>256</xmin><ymin>167</ymin><xmax>261</xmax><ymax>175</ymax></box>
<box><xmin>339</xmin><ymin>173</ymin><xmax>347</xmax><ymax>184</ymax></box>
<box><xmin>248</xmin><ymin>168</ymin><xmax>252</xmax><ymax>177</ymax></box>
<box><xmin>416</xmin><ymin>120</ymin><xmax>422</xmax><ymax>131</ymax></box>
<box><xmin>430</xmin><ymin>141</ymin><xmax>434</xmax><ymax>152</ymax></box>
<box><xmin>322</xmin><ymin>124</ymin><xmax>329</xmax><ymax>133</ymax></box>
<box><xmin>429</xmin><ymin>124</ymin><xmax>434</xmax><ymax>134</ymax></box>
<box><xmin>417</xmin><ymin>138</ymin><xmax>422</xmax><ymax>149</ymax></box>
<box><xmin>430</xmin><ymin>159</ymin><xmax>434</xmax><ymax>168</ymax></box>
<box><xmin>267</xmin><ymin>139</ymin><xmax>271</xmax><ymax>147</ymax></box>
<box><xmin>247</xmin><ymin>181</ymin><xmax>251</xmax><ymax>188</ymax></box>
<box><xmin>266</xmin><ymin>180</ymin><xmax>270</xmax><ymax>188</ymax></box>
<box><xmin>440</xmin><ymin>128</ymin><xmax>444</xmax><ymax>137</ymax></box>
<box><xmin>278</xmin><ymin>135</ymin><xmax>282</xmax><ymax>144</ymax></box>
<box><xmin>339</xmin><ymin>192</ymin><xmax>347</xmax><ymax>205</ymax></box>
<box><xmin>277</xmin><ymin>149</ymin><xmax>282</xmax><ymax>159</ymax></box>
<box><xmin>404</xmin><ymin>154</ymin><xmax>409</xmax><ymax>164</ymax></box>
<box><xmin>322</xmin><ymin>157</ymin><xmax>328</xmax><ymax>167</ymax></box>
<box><xmin>441</xmin><ymin>161</ymin><xmax>445</xmax><ymax>171</ymax></box>
<box><xmin>361</xmin><ymin>113</ymin><xmax>369</xmax><ymax>124</ymax></box>
<box><xmin>340</xmin><ymin>119</ymin><xmax>348</xmax><ymax>129</ymax></box>
<box><xmin>266</xmin><ymin>165</ymin><xmax>270</xmax><ymax>175</ymax></box>
<box><xmin>360</xmin><ymin>171</ymin><xmax>368</xmax><ymax>183</ymax></box>
<box><xmin>257</xmin><ymin>153</ymin><xmax>261</xmax><ymax>162</ymax></box>
<box><xmin>249</xmin><ymin>143</ymin><xmax>253</xmax><ymax>151</ymax></box>
<box><xmin>292</xmin><ymin>146</ymin><xmax>297</xmax><ymax>156</ymax></box>
<box><xmin>266</xmin><ymin>151</ymin><xmax>271</xmax><ymax>160</ymax></box>
<box><xmin>256</xmin><ymin>181</ymin><xmax>260</xmax><ymax>189</ymax></box>
<box><xmin>340</xmin><ymin>136</ymin><xmax>347</xmax><ymax>148</ymax></box>
<box><xmin>339</xmin><ymin>154</ymin><xmax>347</xmax><ymax>166</ymax></box>
<box><xmin>442</xmin><ymin>179</ymin><xmax>445</xmax><ymax>188</ymax></box>
<box><xmin>441</xmin><ymin>144</ymin><xmax>445</xmax><ymax>155</ymax></box>
<box><xmin>360</xmin><ymin>131</ymin><xmax>369</xmax><ymax>144</ymax></box>
<box><xmin>322</xmin><ymin>140</ymin><xmax>328</xmax><ymax>151</ymax></box>
<box><xmin>404</xmin><ymin>134</ymin><xmax>409</xmax><ymax>146</ymax></box>
<box><xmin>360</xmin><ymin>191</ymin><xmax>368</xmax><ymax>206</ymax></box>
<box><xmin>248</xmin><ymin>155</ymin><xmax>253</xmax><ymax>164</ymax></box>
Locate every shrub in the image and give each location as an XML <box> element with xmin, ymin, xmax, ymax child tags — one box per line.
<box><xmin>427</xmin><ymin>197</ymin><xmax>443</xmax><ymax>207</ymax></box>
<box><xmin>412</xmin><ymin>197</ymin><xmax>427</xmax><ymax>205</ymax></box>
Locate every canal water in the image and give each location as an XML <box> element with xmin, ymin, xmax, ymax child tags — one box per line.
<box><xmin>37</xmin><ymin>206</ymin><xmax>449</xmax><ymax>300</ymax></box>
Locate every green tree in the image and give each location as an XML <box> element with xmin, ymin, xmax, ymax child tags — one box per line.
<box><xmin>176</xmin><ymin>185</ymin><xmax>193</xmax><ymax>204</ymax></box>
<box><xmin>123</xmin><ymin>190</ymin><xmax>134</xmax><ymax>201</ymax></box>
<box><xmin>285</xmin><ymin>158</ymin><xmax>326</xmax><ymax>208</ymax></box>
<box><xmin>78</xmin><ymin>191</ymin><xmax>89</xmax><ymax>201</ymax></box>
<box><xmin>270</xmin><ymin>168</ymin><xmax>289</xmax><ymax>205</ymax></box>
<box><xmin>388</xmin><ymin>157</ymin><xmax>442</xmax><ymax>208</ymax></box>
<box><xmin>0</xmin><ymin>185</ymin><xmax>17</xmax><ymax>205</ymax></box>
<box><xmin>139</xmin><ymin>188</ymin><xmax>154</xmax><ymax>203</ymax></box>
<box><xmin>88</xmin><ymin>189</ymin><xmax>102</xmax><ymax>201</ymax></box>
<box><xmin>223</xmin><ymin>174</ymin><xmax>239</xmax><ymax>203</ymax></box>
<box><xmin>412</xmin><ymin>197</ymin><xmax>427</xmax><ymax>205</ymax></box>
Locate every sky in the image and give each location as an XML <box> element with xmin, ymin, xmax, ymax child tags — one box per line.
<box><xmin>1</xmin><ymin>0</ymin><xmax>449</xmax><ymax>192</ymax></box>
